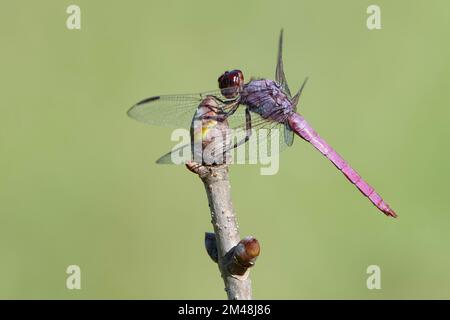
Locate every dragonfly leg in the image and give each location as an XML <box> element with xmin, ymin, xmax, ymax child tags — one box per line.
<box><xmin>202</xmin><ymin>114</ymin><xmax>228</xmax><ymax>122</ymax></box>
<box><xmin>202</xmin><ymin>102</ymin><xmax>240</xmax><ymax>122</ymax></box>
<box><xmin>186</xmin><ymin>160</ymin><xmax>210</xmax><ymax>177</ymax></box>
<box><xmin>214</xmin><ymin>95</ymin><xmax>239</xmax><ymax>105</ymax></box>
<box><xmin>232</xmin><ymin>108</ymin><xmax>252</xmax><ymax>148</ymax></box>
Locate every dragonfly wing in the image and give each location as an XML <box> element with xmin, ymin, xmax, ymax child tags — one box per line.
<box><xmin>291</xmin><ymin>77</ymin><xmax>309</xmax><ymax>112</ymax></box>
<box><xmin>127</xmin><ymin>89</ymin><xmax>227</xmax><ymax>128</ymax></box>
<box><xmin>275</xmin><ymin>29</ymin><xmax>291</xmax><ymax>98</ymax></box>
<box><xmin>223</xmin><ymin>111</ymin><xmax>290</xmax><ymax>164</ymax></box>
<box><xmin>155</xmin><ymin>110</ymin><xmax>291</xmax><ymax>165</ymax></box>
<box><xmin>248</xmin><ymin>115</ymin><xmax>290</xmax><ymax>153</ymax></box>
<box><xmin>156</xmin><ymin>137</ymin><xmax>234</xmax><ymax>166</ymax></box>
<box><xmin>283</xmin><ymin>124</ymin><xmax>294</xmax><ymax>146</ymax></box>
<box><xmin>156</xmin><ymin>144</ymin><xmax>192</xmax><ymax>164</ymax></box>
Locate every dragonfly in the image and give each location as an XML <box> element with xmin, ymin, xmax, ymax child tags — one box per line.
<box><xmin>128</xmin><ymin>30</ymin><xmax>397</xmax><ymax>218</ymax></box>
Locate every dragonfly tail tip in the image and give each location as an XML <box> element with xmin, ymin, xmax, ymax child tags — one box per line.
<box><xmin>384</xmin><ymin>207</ymin><xmax>398</xmax><ymax>218</ymax></box>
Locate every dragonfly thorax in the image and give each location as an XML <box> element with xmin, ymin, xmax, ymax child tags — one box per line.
<box><xmin>241</xmin><ymin>79</ymin><xmax>294</xmax><ymax>122</ymax></box>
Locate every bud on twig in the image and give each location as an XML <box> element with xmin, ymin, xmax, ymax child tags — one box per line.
<box><xmin>227</xmin><ymin>237</ymin><xmax>260</xmax><ymax>276</ymax></box>
<box><xmin>205</xmin><ymin>232</ymin><xmax>260</xmax><ymax>276</ymax></box>
<box><xmin>205</xmin><ymin>232</ymin><xmax>218</xmax><ymax>263</ymax></box>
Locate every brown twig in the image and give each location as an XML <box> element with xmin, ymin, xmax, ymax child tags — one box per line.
<box><xmin>187</xmin><ymin>162</ymin><xmax>260</xmax><ymax>300</ymax></box>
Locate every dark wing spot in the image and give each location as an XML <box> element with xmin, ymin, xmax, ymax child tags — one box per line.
<box><xmin>136</xmin><ymin>96</ymin><xmax>160</xmax><ymax>105</ymax></box>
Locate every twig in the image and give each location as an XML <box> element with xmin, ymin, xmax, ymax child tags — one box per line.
<box><xmin>187</xmin><ymin>162</ymin><xmax>260</xmax><ymax>300</ymax></box>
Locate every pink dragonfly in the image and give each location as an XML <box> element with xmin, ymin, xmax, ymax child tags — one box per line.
<box><xmin>128</xmin><ymin>30</ymin><xmax>397</xmax><ymax>218</ymax></box>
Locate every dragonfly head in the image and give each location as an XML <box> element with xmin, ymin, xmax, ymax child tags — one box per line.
<box><xmin>218</xmin><ymin>69</ymin><xmax>244</xmax><ymax>99</ymax></box>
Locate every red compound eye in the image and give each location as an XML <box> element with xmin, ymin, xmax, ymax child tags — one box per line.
<box><xmin>218</xmin><ymin>70</ymin><xmax>244</xmax><ymax>98</ymax></box>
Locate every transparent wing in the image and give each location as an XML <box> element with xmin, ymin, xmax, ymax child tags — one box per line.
<box><xmin>275</xmin><ymin>29</ymin><xmax>291</xmax><ymax>98</ymax></box>
<box><xmin>291</xmin><ymin>77</ymin><xmax>309</xmax><ymax>112</ymax></box>
<box><xmin>214</xmin><ymin>109</ymin><xmax>291</xmax><ymax>164</ymax></box>
<box><xmin>156</xmin><ymin>144</ymin><xmax>192</xmax><ymax>164</ymax></box>
<box><xmin>283</xmin><ymin>124</ymin><xmax>294</xmax><ymax>146</ymax></box>
<box><xmin>127</xmin><ymin>89</ymin><xmax>230</xmax><ymax>129</ymax></box>
<box><xmin>240</xmin><ymin>113</ymin><xmax>291</xmax><ymax>154</ymax></box>
<box><xmin>155</xmin><ymin>107</ymin><xmax>292</xmax><ymax>165</ymax></box>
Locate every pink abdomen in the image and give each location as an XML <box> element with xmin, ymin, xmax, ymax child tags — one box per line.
<box><xmin>288</xmin><ymin>113</ymin><xmax>397</xmax><ymax>218</ymax></box>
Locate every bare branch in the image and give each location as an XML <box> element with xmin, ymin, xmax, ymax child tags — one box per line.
<box><xmin>187</xmin><ymin>162</ymin><xmax>260</xmax><ymax>300</ymax></box>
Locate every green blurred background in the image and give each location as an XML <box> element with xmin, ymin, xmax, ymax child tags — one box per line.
<box><xmin>1</xmin><ymin>0</ymin><xmax>449</xmax><ymax>299</ymax></box>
